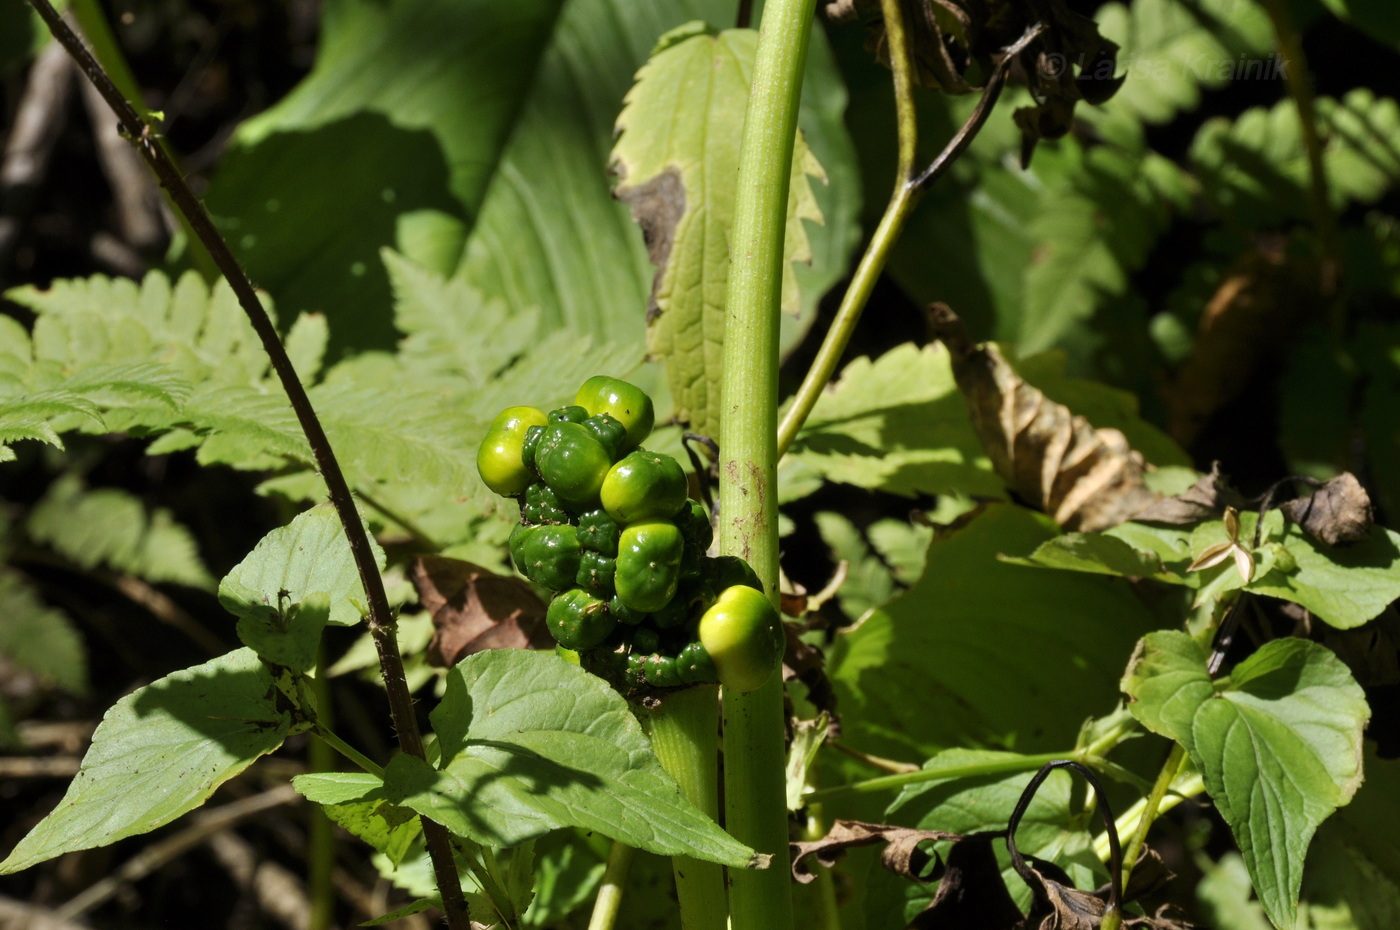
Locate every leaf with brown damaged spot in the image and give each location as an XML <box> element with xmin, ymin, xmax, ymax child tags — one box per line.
<box><xmin>410</xmin><ymin>556</ymin><xmax>551</xmax><ymax>668</ymax></box>
<box><xmin>610</xmin><ymin>24</ymin><xmax>825</xmax><ymax>442</ymax></box>
<box><xmin>1281</xmin><ymin>472</ymin><xmax>1374</xmax><ymax>546</ymax></box>
<box><xmin>928</xmin><ymin>305</ymin><xmax>1161</xmax><ymax>532</ymax></box>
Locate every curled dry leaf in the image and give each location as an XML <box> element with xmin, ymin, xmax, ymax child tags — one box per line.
<box><xmin>790</xmin><ymin>820</ymin><xmax>963</xmax><ymax>885</ymax></box>
<box><xmin>410</xmin><ymin>556</ymin><xmax>551</xmax><ymax>668</ymax></box>
<box><xmin>823</xmin><ymin>0</ymin><xmax>1124</xmax><ymax>163</ymax></box>
<box><xmin>1132</xmin><ymin>462</ymin><xmax>1246</xmax><ymax>525</ymax></box>
<box><xmin>929</xmin><ymin>304</ymin><xmax>1159</xmax><ymax>531</ymax></box>
<box><xmin>782</xmin><ymin>619</ymin><xmax>840</xmax><ymax>732</ymax></box>
<box><xmin>1280</xmin><ymin>471</ymin><xmax>1374</xmax><ymax>546</ymax></box>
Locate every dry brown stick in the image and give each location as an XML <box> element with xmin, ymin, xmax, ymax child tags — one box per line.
<box><xmin>52</xmin><ymin>784</ymin><xmax>302</xmax><ymax>920</ymax></box>
<box><xmin>76</xmin><ymin>72</ymin><xmax>165</xmax><ymax>253</ymax></box>
<box><xmin>206</xmin><ymin>831</ymin><xmax>311</xmax><ymax>930</ymax></box>
<box><xmin>22</xmin><ymin>3</ymin><xmax>471</xmax><ymax>925</ymax></box>
<box><xmin>0</xmin><ymin>895</ymin><xmax>91</xmax><ymax>930</ymax></box>
<box><xmin>0</xmin><ymin>38</ymin><xmax>74</xmax><ymax>274</ymax></box>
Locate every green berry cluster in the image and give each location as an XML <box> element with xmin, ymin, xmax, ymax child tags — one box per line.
<box><xmin>476</xmin><ymin>376</ymin><xmax>783</xmax><ymax>693</ymax></box>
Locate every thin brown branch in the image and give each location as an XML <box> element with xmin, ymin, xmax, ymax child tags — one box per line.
<box><xmin>23</xmin><ymin>3</ymin><xmax>470</xmax><ymax>925</ymax></box>
<box><xmin>911</xmin><ymin>23</ymin><xmax>1044</xmax><ymax>191</ymax></box>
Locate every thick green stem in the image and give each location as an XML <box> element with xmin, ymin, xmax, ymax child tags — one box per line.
<box><xmin>775</xmin><ymin>0</ymin><xmax>917</xmax><ymax>457</ymax></box>
<box><xmin>312</xmin><ymin>723</ymin><xmax>385</xmax><ymax>780</ymax></box>
<box><xmin>587</xmin><ymin>842</ymin><xmax>636</xmax><ymax>930</ymax></box>
<box><xmin>642</xmin><ymin>685</ymin><xmax>726</xmax><ymax>930</ymax></box>
<box><xmin>719</xmin><ymin>2</ymin><xmax>815</xmax><ymax>928</ymax></box>
<box><xmin>1120</xmin><ymin>744</ymin><xmax>1187</xmax><ymax>889</ymax></box>
<box><xmin>804</xmin><ymin>750</ymin><xmax>1071</xmax><ymax>804</ymax></box>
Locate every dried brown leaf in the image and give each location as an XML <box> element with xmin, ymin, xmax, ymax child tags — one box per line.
<box><xmin>825</xmin><ymin>0</ymin><xmax>1123</xmax><ymax>162</ymax></box>
<box><xmin>1280</xmin><ymin>472</ymin><xmax>1374</xmax><ymax>546</ymax></box>
<box><xmin>411</xmin><ymin>556</ymin><xmax>551</xmax><ymax>668</ymax></box>
<box><xmin>790</xmin><ymin>820</ymin><xmax>962</xmax><ymax>885</ymax></box>
<box><xmin>929</xmin><ymin>304</ymin><xmax>1159</xmax><ymax>531</ymax></box>
<box><xmin>1013</xmin><ymin>858</ymin><xmax>1196</xmax><ymax>930</ymax></box>
<box><xmin>781</xmin><ymin>623</ymin><xmax>839</xmax><ymax>733</ymax></box>
<box><xmin>1132</xmin><ymin>462</ymin><xmax>1247</xmax><ymax>525</ymax></box>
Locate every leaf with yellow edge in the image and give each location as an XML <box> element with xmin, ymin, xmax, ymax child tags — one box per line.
<box><xmin>610</xmin><ymin>22</ymin><xmax>825</xmax><ymax>442</ymax></box>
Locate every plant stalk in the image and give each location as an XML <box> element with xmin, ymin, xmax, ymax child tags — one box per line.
<box><xmin>642</xmin><ymin>685</ymin><xmax>726</xmax><ymax>930</ymax></box>
<box><xmin>24</xmin><ymin>3</ymin><xmax>470</xmax><ymax>925</ymax></box>
<box><xmin>1116</xmin><ymin>743</ymin><xmax>1188</xmax><ymax>911</ymax></box>
<box><xmin>719</xmin><ymin>0</ymin><xmax>814</xmax><ymax>928</ymax></box>
<box><xmin>804</xmin><ymin>749</ymin><xmax>1071</xmax><ymax>804</ymax></box>
<box><xmin>308</xmin><ymin>656</ymin><xmax>335</xmax><ymax>930</ymax></box>
<box><xmin>587</xmin><ymin>842</ymin><xmax>636</xmax><ymax>930</ymax></box>
<box><xmin>775</xmin><ymin>0</ymin><xmax>917</xmax><ymax>457</ymax></box>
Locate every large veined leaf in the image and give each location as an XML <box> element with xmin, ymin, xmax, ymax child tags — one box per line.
<box><xmin>1296</xmin><ymin>747</ymin><xmax>1400</xmax><ymax>929</ymax></box>
<box><xmin>787</xmin><ymin>342</ymin><xmax>1003</xmax><ymax>499</ymax></box>
<box><xmin>867</xmin><ymin>750</ymin><xmax>1100</xmax><ymax>927</ymax></box>
<box><xmin>457</xmin><ymin>0</ymin><xmax>858</xmax><ymax>358</ymax></box>
<box><xmin>1122</xmin><ymin>631</ymin><xmax>1370</xmax><ymax>929</ymax></box>
<box><xmin>382</xmin><ymin>649</ymin><xmax>760</xmax><ymax>868</ymax></box>
<box><xmin>292</xmin><ymin>772</ymin><xmax>421</xmax><ymax>868</ymax></box>
<box><xmin>0</xmin><ymin>570</ymin><xmax>87</xmax><ymax>696</ymax></box>
<box><xmin>202</xmin><ymin>0</ymin><xmax>567</xmax><ymax>352</ymax></box>
<box><xmin>27</xmin><ymin>475</ymin><xmax>213</xmax><ymax>589</ymax></box>
<box><xmin>219</xmin><ymin>504</ymin><xmax>385</xmax><ymax>640</ymax></box>
<box><xmin>0</xmin><ymin>648</ymin><xmax>292</xmax><ymax>874</ymax></box>
<box><xmin>610</xmin><ymin>24</ymin><xmax>825</xmax><ymax>441</ymax></box>
<box><xmin>828</xmin><ymin>504</ymin><xmax>1155</xmax><ymax>763</ymax></box>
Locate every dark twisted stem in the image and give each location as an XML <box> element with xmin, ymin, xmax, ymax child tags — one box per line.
<box><xmin>22</xmin><ymin>3</ymin><xmax>471</xmax><ymax>925</ymax></box>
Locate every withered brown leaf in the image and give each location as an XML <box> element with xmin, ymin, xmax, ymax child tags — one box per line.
<box><xmin>929</xmin><ymin>304</ymin><xmax>1160</xmax><ymax>531</ymax></box>
<box><xmin>411</xmin><ymin>556</ymin><xmax>551</xmax><ymax>668</ymax></box>
<box><xmin>790</xmin><ymin>820</ymin><xmax>962</xmax><ymax>885</ymax></box>
<box><xmin>824</xmin><ymin>0</ymin><xmax>1124</xmax><ymax>163</ymax></box>
<box><xmin>1280</xmin><ymin>472</ymin><xmax>1374</xmax><ymax>546</ymax></box>
<box><xmin>1132</xmin><ymin>462</ymin><xmax>1246</xmax><ymax>525</ymax></box>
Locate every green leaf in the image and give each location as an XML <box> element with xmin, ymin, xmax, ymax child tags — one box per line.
<box><xmin>1316</xmin><ymin>0</ymin><xmax>1400</xmax><ymax>48</ymax></box>
<box><xmin>0</xmin><ymin>570</ymin><xmax>87</xmax><ymax>696</ymax></box>
<box><xmin>523</xmin><ymin>830</ymin><xmax>608</xmax><ymax>927</ymax></box>
<box><xmin>871</xmin><ymin>750</ymin><xmax>1099</xmax><ymax>926</ymax></box>
<box><xmin>787</xmin><ymin>343</ymin><xmax>1003</xmax><ymax>498</ymax></box>
<box><xmin>1009</xmin><ymin>531</ymin><xmax>1173</xmax><ymax>580</ymax></box>
<box><xmin>1197</xmin><ymin>853</ymin><xmax>1273</xmax><ymax>930</ymax></box>
<box><xmin>1122</xmin><ymin>631</ymin><xmax>1370</xmax><ymax>928</ymax></box>
<box><xmin>219</xmin><ymin>504</ymin><xmax>386</xmax><ymax>646</ymax></box>
<box><xmin>202</xmin><ymin>0</ymin><xmax>566</xmax><ymax>352</ymax></box>
<box><xmin>383</xmin><ymin>649</ymin><xmax>760</xmax><ymax>867</ymax></box>
<box><xmin>293</xmin><ymin>772</ymin><xmax>421</xmax><ymax>867</ymax></box>
<box><xmin>814</xmin><ymin>512</ymin><xmax>897</xmax><ymax>622</ymax></box>
<box><xmin>829</xmin><ymin>504</ymin><xmax>1155</xmax><ymax>762</ymax></box>
<box><xmin>1248</xmin><ymin>519</ymin><xmax>1400</xmax><ymax>631</ymax></box>
<box><xmin>27</xmin><ymin>475</ymin><xmax>213</xmax><ymax>589</ymax></box>
<box><xmin>0</xmin><ymin>3</ymin><xmax>46</xmax><ymax>73</ymax></box>
<box><xmin>611</xmin><ymin>25</ymin><xmax>825</xmax><ymax>441</ymax></box>
<box><xmin>0</xmin><ymin>648</ymin><xmax>291</xmax><ymax>873</ymax></box>
<box><xmin>1095</xmin><ymin>0</ymin><xmax>1274</xmax><ymax>126</ymax></box>
<box><xmin>1191</xmin><ymin>90</ymin><xmax>1400</xmax><ymax>231</ymax></box>
<box><xmin>1296</xmin><ymin>747</ymin><xmax>1400</xmax><ymax>930</ymax></box>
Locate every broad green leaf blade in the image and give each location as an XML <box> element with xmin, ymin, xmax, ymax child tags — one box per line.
<box><xmin>1250</xmin><ymin>524</ymin><xmax>1400</xmax><ymax>631</ymax></box>
<box><xmin>384</xmin><ymin>649</ymin><xmax>759</xmax><ymax>867</ymax></box>
<box><xmin>1296</xmin><ymin>747</ymin><xmax>1400</xmax><ymax>929</ymax></box>
<box><xmin>219</xmin><ymin>504</ymin><xmax>386</xmax><ymax>640</ymax></box>
<box><xmin>203</xmin><ymin>0</ymin><xmax>567</xmax><ymax>352</ymax></box>
<box><xmin>611</xmin><ymin>25</ymin><xmax>824</xmax><ymax>441</ymax></box>
<box><xmin>27</xmin><ymin>475</ymin><xmax>213</xmax><ymax>589</ymax></box>
<box><xmin>293</xmin><ymin>772</ymin><xmax>421</xmax><ymax>867</ymax></box>
<box><xmin>0</xmin><ymin>570</ymin><xmax>87</xmax><ymax>696</ymax></box>
<box><xmin>1008</xmin><ymin>531</ymin><xmax>1174</xmax><ymax>580</ymax></box>
<box><xmin>787</xmin><ymin>343</ymin><xmax>1003</xmax><ymax>499</ymax></box>
<box><xmin>455</xmin><ymin>0</ymin><xmax>858</xmax><ymax>362</ymax></box>
<box><xmin>1122</xmin><ymin>631</ymin><xmax>1370</xmax><ymax>928</ymax></box>
<box><xmin>829</xmin><ymin>504</ymin><xmax>1155</xmax><ymax>763</ymax></box>
<box><xmin>869</xmin><ymin>749</ymin><xmax>1099</xmax><ymax>927</ymax></box>
<box><xmin>0</xmin><ymin>648</ymin><xmax>290</xmax><ymax>874</ymax></box>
